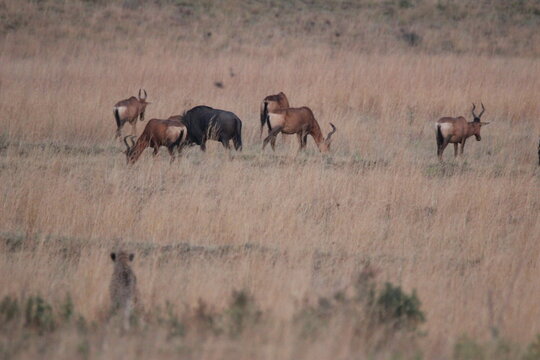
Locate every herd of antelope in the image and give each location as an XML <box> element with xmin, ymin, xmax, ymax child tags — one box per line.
<box><xmin>115</xmin><ymin>90</ymin><xmax>336</xmax><ymax>164</ymax></box>
<box><xmin>114</xmin><ymin>89</ymin><xmax>539</xmax><ymax>165</ymax></box>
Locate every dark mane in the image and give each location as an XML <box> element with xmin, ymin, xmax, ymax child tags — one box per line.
<box><xmin>181</xmin><ymin>105</ymin><xmax>213</xmax><ymax>123</ymax></box>
<box><xmin>176</xmin><ymin>105</ymin><xmax>242</xmax><ymax>151</ymax></box>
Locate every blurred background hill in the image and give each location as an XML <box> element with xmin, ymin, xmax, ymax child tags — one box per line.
<box><xmin>2</xmin><ymin>0</ymin><xmax>540</xmax><ymax>56</ymax></box>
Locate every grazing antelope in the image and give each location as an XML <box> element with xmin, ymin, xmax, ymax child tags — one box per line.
<box><xmin>435</xmin><ymin>103</ymin><xmax>489</xmax><ymax>161</ymax></box>
<box><xmin>262</xmin><ymin>107</ymin><xmax>336</xmax><ymax>153</ymax></box>
<box><xmin>113</xmin><ymin>89</ymin><xmax>150</xmax><ymax>138</ymax></box>
<box><xmin>260</xmin><ymin>92</ymin><xmax>290</xmax><ymax>138</ymax></box>
<box><xmin>180</xmin><ymin>105</ymin><xmax>242</xmax><ymax>151</ymax></box>
<box><xmin>110</xmin><ymin>251</ymin><xmax>139</xmax><ymax>330</ymax></box>
<box><xmin>124</xmin><ymin>118</ymin><xmax>187</xmax><ymax>164</ymax></box>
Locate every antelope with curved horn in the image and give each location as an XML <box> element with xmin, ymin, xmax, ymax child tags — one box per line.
<box><xmin>124</xmin><ymin>118</ymin><xmax>187</xmax><ymax>164</ymax></box>
<box><xmin>435</xmin><ymin>103</ymin><xmax>489</xmax><ymax>161</ymax></box>
<box><xmin>262</xmin><ymin>107</ymin><xmax>336</xmax><ymax>153</ymax></box>
<box><xmin>260</xmin><ymin>92</ymin><xmax>290</xmax><ymax>138</ymax></box>
<box><xmin>113</xmin><ymin>89</ymin><xmax>150</xmax><ymax>139</ymax></box>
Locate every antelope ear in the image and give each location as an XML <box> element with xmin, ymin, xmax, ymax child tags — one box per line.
<box><xmin>129</xmin><ymin>254</ymin><xmax>135</xmax><ymax>261</ymax></box>
<box><xmin>480</xmin><ymin>122</ymin><xmax>490</xmax><ymax>125</ymax></box>
<box><xmin>110</xmin><ymin>253</ymin><xmax>116</xmax><ymax>262</ymax></box>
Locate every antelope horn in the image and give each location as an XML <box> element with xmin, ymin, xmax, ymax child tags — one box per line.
<box><xmin>124</xmin><ymin>135</ymin><xmax>137</xmax><ymax>151</ymax></box>
<box><xmin>325</xmin><ymin>123</ymin><xmax>337</xmax><ymax>143</ymax></box>
<box><xmin>143</xmin><ymin>89</ymin><xmax>147</xmax><ymax>100</ymax></box>
<box><xmin>478</xmin><ymin>102</ymin><xmax>485</xmax><ymax>118</ymax></box>
<box><xmin>471</xmin><ymin>103</ymin><xmax>477</xmax><ymax>118</ymax></box>
<box><xmin>138</xmin><ymin>89</ymin><xmax>143</xmax><ymax>99</ymax></box>
<box><xmin>123</xmin><ymin>136</ymin><xmax>133</xmax><ymax>152</ymax></box>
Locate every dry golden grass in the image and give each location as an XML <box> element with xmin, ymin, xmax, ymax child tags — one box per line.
<box><xmin>1</xmin><ymin>0</ymin><xmax>540</xmax><ymax>359</ymax></box>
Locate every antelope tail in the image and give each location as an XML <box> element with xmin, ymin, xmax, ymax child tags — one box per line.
<box><xmin>114</xmin><ymin>108</ymin><xmax>121</xmax><ymax>129</ymax></box>
<box><xmin>260</xmin><ymin>101</ymin><xmax>269</xmax><ymax>138</ymax></box>
<box><xmin>174</xmin><ymin>129</ymin><xmax>186</xmax><ymax>148</ymax></box>
<box><xmin>537</xmin><ymin>138</ymin><xmax>540</xmax><ymax>166</ymax></box>
<box><xmin>436</xmin><ymin>124</ymin><xmax>444</xmax><ymax>147</ymax></box>
<box><xmin>234</xmin><ymin>117</ymin><xmax>243</xmax><ymax>151</ymax></box>
<box><xmin>180</xmin><ymin>129</ymin><xmax>186</xmax><ymax>143</ymax></box>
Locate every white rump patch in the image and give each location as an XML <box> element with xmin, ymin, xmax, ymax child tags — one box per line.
<box><xmin>166</xmin><ymin>126</ymin><xmax>186</xmax><ymax>142</ymax></box>
<box><xmin>115</xmin><ymin>106</ymin><xmax>128</xmax><ymax>119</ymax></box>
<box><xmin>268</xmin><ymin>113</ymin><xmax>285</xmax><ymax>129</ymax></box>
<box><xmin>438</xmin><ymin>122</ymin><xmax>453</xmax><ymax>138</ymax></box>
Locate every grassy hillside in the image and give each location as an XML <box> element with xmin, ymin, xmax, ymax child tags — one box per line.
<box><xmin>0</xmin><ymin>0</ymin><xmax>539</xmax><ymax>359</ymax></box>
<box><xmin>2</xmin><ymin>0</ymin><xmax>540</xmax><ymax>56</ymax></box>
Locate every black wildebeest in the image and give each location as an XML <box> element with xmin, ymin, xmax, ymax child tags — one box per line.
<box><xmin>179</xmin><ymin>106</ymin><xmax>242</xmax><ymax>151</ymax></box>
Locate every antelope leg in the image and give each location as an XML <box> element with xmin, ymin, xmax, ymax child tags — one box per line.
<box><xmin>263</xmin><ymin>126</ymin><xmax>282</xmax><ymax>151</ymax></box>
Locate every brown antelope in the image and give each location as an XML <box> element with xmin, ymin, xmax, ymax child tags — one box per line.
<box><xmin>260</xmin><ymin>92</ymin><xmax>290</xmax><ymax>139</ymax></box>
<box><xmin>113</xmin><ymin>89</ymin><xmax>150</xmax><ymax>138</ymax></box>
<box><xmin>124</xmin><ymin>118</ymin><xmax>187</xmax><ymax>164</ymax></box>
<box><xmin>436</xmin><ymin>103</ymin><xmax>489</xmax><ymax>160</ymax></box>
<box><xmin>262</xmin><ymin>107</ymin><xmax>336</xmax><ymax>153</ymax></box>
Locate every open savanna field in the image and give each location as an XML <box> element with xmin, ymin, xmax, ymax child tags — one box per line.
<box><xmin>1</xmin><ymin>0</ymin><xmax>539</xmax><ymax>359</ymax></box>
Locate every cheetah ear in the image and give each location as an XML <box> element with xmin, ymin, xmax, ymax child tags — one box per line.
<box><xmin>129</xmin><ymin>254</ymin><xmax>135</xmax><ymax>261</ymax></box>
<box><xmin>110</xmin><ymin>253</ymin><xmax>116</xmax><ymax>261</ymax></box>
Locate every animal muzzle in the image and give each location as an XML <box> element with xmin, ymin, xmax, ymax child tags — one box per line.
<box><xmin>475</xmin><ymin>135</ymin><xmax>481</xmax><ymax>141</ymax></box>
